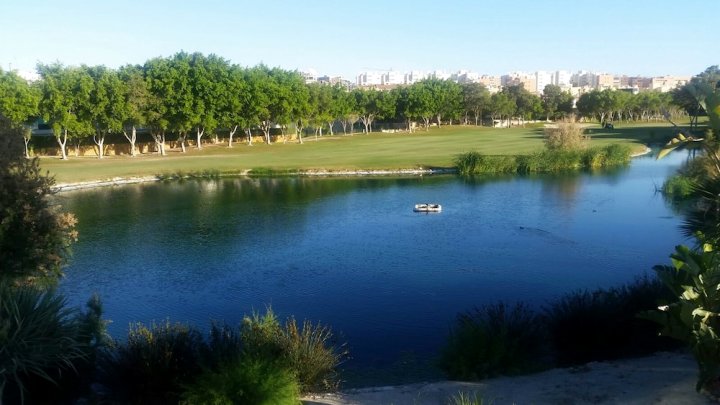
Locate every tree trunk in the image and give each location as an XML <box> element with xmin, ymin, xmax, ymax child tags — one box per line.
<box><xmin>436</xmin><ymin>114</ymin><xmax>442</xmax><ymax>128</ymax></box>
<box><xmin>23</xmin><ymin>137</ymin><xmax>30</xmax><ymax>159</ymax></box>
<box><xmin>74</xmin><ymin>139</ymin><xmax>81</xmax><ymax>157</ymax></box>
<box><xmin>196</xmin><ymin>127</ymin><xmax>204</xmax><ymax>149</ymax></box>
<box><xmin>228</xmin><ymin>125</ymin><xmax>238</xmax><ymax>148</ymax></box>
<box><xmin>179</xmin><ymin>132</ymin><xmax>187</xmax><ymax>153</ymax></box>
<box><xmin>261</xmin><ymin>121</ymin><xmax>272</xmax><ymax>144</ymax></box>
<box><xmin>327</xmin><ymin>121</ymin><xmax>334</xmax><ymax>136</ymax></box>
<box><xmin>123</xmin><ymin>126</ymin><xmax>137</xmax><ymax>157</ymax></box>
<box><xmin>246</xmin><ymin>128</ymin><xmax>253</xmax><ymax>146</ymax></box>
<box><xmin>93</xmin><ymin>133</ymin><xmax>105</xmax><ymax>159</ymax></box>
<box><xmin>56</xmin><ymin>129</ymin><xmax>68</xmax><ymax>160</ymax></box>
<box><xmin>151</xmin><ymin>131</ymin><xmax>166</xmax><ymax>156</ymax></box>
<box><xmin>341</xmin><ymin>120</ymin><xmax>348</xmax><ymax>135</ymax></box>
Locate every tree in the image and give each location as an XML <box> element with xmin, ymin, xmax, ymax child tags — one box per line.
<box><xmin>118</xmin><ymin>64</ymin><xmax>150</xmax><ymax>157</ymax></box>
<box><xmin>334</xmin><ymin>87</ymin><xmax>357</xmax><ymax>135</ymax></box>
<box><xmin>462</xmin><ymin>82</ymin><xmax>490</xmax><ymax>126</ymax></box>
<box><xmin>37</xmin><ymin>64</ymin><xmax>94</xmax><ymax>160</ymax></box>
<box><xmin>0</xmin><ymin>121</ymin><xmax>77</xmax><ymax>284</ymax></box>
<box><xmin>407</xmin><ymin>81</ymin><xmax>435</xmax><ymax>130</ymax></box>
<box><xmin>143</xmin><ymin>57</ymin><xmax>173</xmax><ymax>155</ymax></box>
<box><xmin>489</xmin><ymin>92</ymin><xmax>515</xmax><ymax>127</ymax></box>
<box><xmin>542</xmin><ymin>84</ymin><xmax>573</xmax><ymax>121</ymax></box>
<box><xmin>354</xmin><ymin>89</ymin><xmax>378</xmax><ymax>133</ymax></box>
<box><xmin>0</xmin><ymin>69</ymin><xmax>39</xmax><ymax>158</ymax></box>
<box><xmin>85</xmin><ymin>65</ymin><xmax>125</xmax><ymax>159</ymax></box>
<box><xmin>218</xmin><ymin>64</ymin><xmax>249</xmax><ymax>148</ymax></box>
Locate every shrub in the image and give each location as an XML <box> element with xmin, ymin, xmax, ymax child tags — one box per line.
<box><xmin>0</xmin><ymin>284</ymin><xmax>106</xmax><ymax>403</ymax></box>
<box><xmin>454</xmin><ymin>151</ymin><xmax>483</xmax><ymax>176</ymax></box>
<box><xmin>181</xmin><ymin>357</ymin><xmax>300</xmax><ymax>405</ymax></box>
<box><xmin>544</xmin><ymin>120</ymin><xmax>585</xmax><ymax>151</ymax></box>
<box><xmin>241</xmin><ymin>309</ymin><xmax>346</xmax><ymax>393</ymax></box>
<box><xmin>662</xmin><ymin>175</ymin><xmax>696</xmax><ymax>200</ymax></box>
<box><xmin>545</xmin><ymin>275</ymin><xmax>679</xmax><ymax>367</ymax></box>
<box><xmin>642</xmin><ymin>245</ymin><xmax>720</xmax><ymax>391</ymax></box>
<box><xmin>0</xmin><ymin>124</ymin><xmax>77</xmax><ymax>285</ymax></box>
<box><xmin>439</xmin><ymin>302</ymin><xmax>548</xmax><ymax>380</ymax></box>
<box><xmin>98</xmin><ymin>320</ymin><xmax>206</xmax><ymax>403</ymax></box>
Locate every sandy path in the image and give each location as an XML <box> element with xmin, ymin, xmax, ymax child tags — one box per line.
<box><xmin>303</xmin><ymin>352</ymin><xmax>714</xmax><ymax>405</ymax></box>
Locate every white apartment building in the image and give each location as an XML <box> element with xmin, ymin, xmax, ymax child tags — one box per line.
<box><xmin>553</xmin><ymin>70</ymin><xmax>572</xmax><ymax>87</ymax></box>
<box><xmin>382</xmin><ymin>70</ymin><xmax>404</xmax><ymax>85</ymax></box>
<box><xmin>431</xmin><ymin>70</ymin><xmax>451</xmax><ymax>80</ymax></box>
<box><xmin>356</xmin><ymin>71</ymin><xmax>383</xmax><ymax>86</ymax></box>
<box><xmin>404</xmin><ymin>71</ymin><xmax>426</xmax><ymax>84</ymax></box>
<box><xmin>535</xmin><ymin>71</ymin><xmax>553</xmax><ymax>94</ymax></box>
<box><xmin>651</xmin><ymin>75</ymin><xmax>691</xmax><ymax>92</ymax></box>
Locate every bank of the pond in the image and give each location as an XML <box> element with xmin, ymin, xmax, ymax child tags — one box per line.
<box><xmin>303</xmin><ymin>351</ymin><xmax>712</xmax><ymax>405</ymax></box>
<box><xmin>53</xmin><ymin>148</ymin><xmax>651</xmax><ymax>193</ymax></box>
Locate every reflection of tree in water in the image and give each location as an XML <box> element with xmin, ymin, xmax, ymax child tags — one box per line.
<box><xmin>540</xmin><ymin>174</ymin><xmax>582</xmax><ymax>207</ymax></box>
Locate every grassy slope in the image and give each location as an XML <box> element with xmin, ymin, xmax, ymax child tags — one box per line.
<box><xmin>40</xmin><ymin>123</ymin><xmax>675</xmax><ymax>183</ymax></box>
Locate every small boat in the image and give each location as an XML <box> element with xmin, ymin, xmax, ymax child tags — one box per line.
<box><xmin>414</xmin><ymin>203</ymin><xmax>442</xmax><ymax>213</ymax></box>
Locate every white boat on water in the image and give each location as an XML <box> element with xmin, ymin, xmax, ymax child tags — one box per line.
<box><xmin>414</xmin><ymin>203</ymin><xmax>442</xmax><ymax>213</ymax></box>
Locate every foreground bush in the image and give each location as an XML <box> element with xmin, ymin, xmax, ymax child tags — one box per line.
<box><xmin>242</xmin><ymin>309</ymin><xmax>346</xmax><ymax>393</ymax></box>
<box><xmin>98</xmin><ymin>320</ymin><xmax>206</xmax><ymax>403</ymax></box>
<box><xmin>181</xmin><ymin>357</ymin><xmax>300</xmax><ymax>405</ymax></box>
<box><xmin>643</xmin><ymin>245</ymin><xmax>720</xmax><ymax>391</ymax></box>
<box><xmin>439</xmin><ymin>302</ymin><xmax>548</xmax><ymax>380</ymax></box>
<box><xmin>544</xmin><ymin>275</ymin><xmax>679</xmax><ymax>366</ymax></box>
<box><xmin>0</xmin><ymin>284</ymin><xmax>107</xmax><ymax>403</ymax></box>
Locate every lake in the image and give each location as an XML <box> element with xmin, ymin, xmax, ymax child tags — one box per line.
<box><xmin>57</xmin><ymin>151</ymin><xmax>688</xmax><ymax>384</ymax></box>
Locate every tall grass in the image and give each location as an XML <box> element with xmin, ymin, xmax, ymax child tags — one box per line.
<box><xmin>241</xmin><ymin>308</ymin><xmax>346</xmax><ymax>393</ymax></box>
<box><xmin>98</xmin><ymin>320</ymin><xmax>206</xmax><ymax>404</ymax></box>
<box><xmin>181</xmin><ymin>357</ymin><xmax>301</xmax><ymax>405</ymax></box>
<box><xmin>439</xmin><ymin>302</ymin><xmax>548</xmax><ymax>380</ymax></box>
<box><xmin>0</xmin><ymin>284</ymin><xmax>106</xmax><ymax>404</ymax></box>
<box><xmin>455</xmin><ymin>144</ymin><xmax>631</xmax><ymax>176</ymax></box>
<box><xmin>543</xmin><ymin>275</ymin><xmax>680</xmax><ymax>366</ymax></box>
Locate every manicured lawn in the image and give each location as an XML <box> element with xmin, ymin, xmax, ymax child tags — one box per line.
<box><xmin>40</xmin><ymin>123</ymin><xmax>676</xmax><ymax>184</ymax></box>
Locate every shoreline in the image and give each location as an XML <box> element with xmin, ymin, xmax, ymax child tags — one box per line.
<box><xmin>53</xmin><ymin>147</ymin><xmax>654</xmax><ymax>193</ymax></box>
<box><xmin>52</xmin><ymin>168</ymin><xmax>457</xmax><ymax>192</ymax></box>
<box><xmin>302</xmin><ymin>351</ymin><xmax>713</xmax><ymax>405</ymax></box>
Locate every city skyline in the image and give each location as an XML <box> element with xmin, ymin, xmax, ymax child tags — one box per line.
<box><xmin>0</xmin><ymin>0</ymin><xmax>716</xmax><ymax>80</ymax></box>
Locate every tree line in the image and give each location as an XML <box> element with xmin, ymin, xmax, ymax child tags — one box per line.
<box><xmin>0</xmin><ymin>52</ymin><xmax>707</xmax><ymax>160</ymax></box>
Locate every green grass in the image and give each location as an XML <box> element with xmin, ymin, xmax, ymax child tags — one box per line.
<box><xmin>40</xmin><ymin>123</ymin><xmax>671</xmax><ymax>183</ymax></box>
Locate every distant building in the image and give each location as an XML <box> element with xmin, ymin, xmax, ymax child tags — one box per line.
<box><xmin>535</xmin><ymin>71</ymin><xmax>553</xmax><ymax>94</ymax></box>
<box><xmin>382</xmin><ymin>70</ymin><xmax>404</xmax><ymax>85</ymax></box>
<box><xmin>404</xmin><ymin>71</ymin><xmax>426</xmax><ymax>84</ymax></box>
<box><xmin>596</xmin><ymin>74</ymin><xmax>614</xmax><ymax>90</ymax></box>
<box><xmin>357</xmin><ymin>71</ymin><xmax>383</xmax><ymax>86</ymax></box>
<box><xmin>650</xmin><ymin>75</ymin><xmax>691</xmax><ymax>92</ymax></box>
<box><xmin>553</xmin><ymin>70</ymin><xmax>572</xmax><ymax>87</ymax></box>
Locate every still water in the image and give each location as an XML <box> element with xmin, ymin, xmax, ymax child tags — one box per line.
<box><xmin>57</xmin><ymin>152</ymin><xmax>687</xmax><ymax>382</ymax></box>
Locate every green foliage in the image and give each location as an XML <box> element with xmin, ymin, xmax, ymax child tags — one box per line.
<box><xmin>455</xmin><ymin>145</ymin><xmax>630</xmax><ymax>177</ymax></box>
<box><xmin>642</xmin><ymin>245</ymin><xmax>720</xmax><ymax>391</ymax></box>
<box><xmin>241</xmin><ymin>308</ymin><xmax>345</xmax><ymax>393</ymax></box>
<box><xmin>0</xmin><ymin>124</ymin><xmax>77</xmax><ymax>285</ymax></box>
<box><xmin>181</xmin><ymin>357</ymin><xmax>300</xmax><ymax>405</ymax></box>
<box><xmin>439</xmin><ymin>302</ymin><xmax>548</xmax><ymax>380</ymax></box>
<box><xmin>98</xmin><ymin>320</ymin><xmax>206</xmax><ymax>403</ymax></box>
<box><xmin>545</xmin><ymin>276</ymin><xmax>679</xmax><ymax>367</ymax></box>
<box><xmin>662</xmin><ymin>175</ymin><xmax>697</xmax><ymax>200</ymax></box>
<box><xmin>0</xmin><ymin>283</ymin><xmax>107</xmax><ymax>403</ymax></box>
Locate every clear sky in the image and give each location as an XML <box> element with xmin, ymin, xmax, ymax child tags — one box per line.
<box><xmin>0</xmin><ymin>0</ymin><xmax>716</xmax><ymax>79</ymax></box>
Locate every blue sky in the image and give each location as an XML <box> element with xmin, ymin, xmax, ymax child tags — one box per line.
<box><xmin>0</xmin><ymin>0</ymin><xmax>716</xmax><ymax>79</ymax></box>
